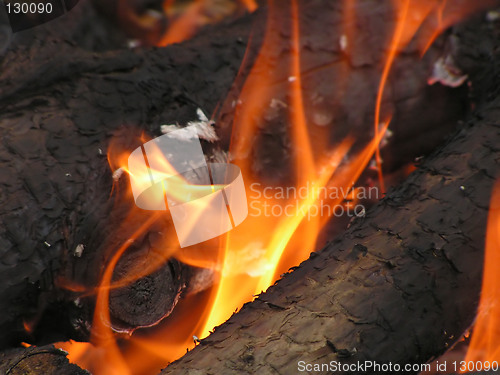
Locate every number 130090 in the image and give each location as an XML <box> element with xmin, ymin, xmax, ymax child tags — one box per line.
<box><xmin>6</xmin><ymin>2</ymin><xmax>53</xmax><ymax>14</ymax></box>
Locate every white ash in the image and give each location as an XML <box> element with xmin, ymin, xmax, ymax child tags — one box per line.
<box><xmin>196</xmin><ymin>107</ymin><xmax>209</xmax><ymax>122</ymax></box>
<box><xmin>312</xmin><ymin>110</ymin><xmax>333</xmax><ymax>127</ymax></box>
<box><xmin>160</xmin><ymin>108</ymin><xmax>218</xmax><ymax>142</ymax></box>
<box><xmin>127</xmin><ymin>39</ymin><xmax>141</xmax><ymax>49</ymax></box>
<box><xmin>428</xmin><ymin>56</ymin><xmax>468</xmax><ymax>88</ymax></box>
<box><xmin>270</xmin><ymin>98</ymin><xmax>287</xmax><ymax>109</ymax></box>
<box><xmin>369</xmin><ymin>158</ymin><xmax>383</xmax><ymax>170</ymax></box>
<box><xmin>339</xmin><ymin>34</ymin><xmax>348</xmax><ymax>51</ymax></box>
<box><xmin>74</xmin><ymin>244</ymin><xmax>85</xmax><ymax>257</ymax></box>
<box><xmin>487</xmin><ymin>10</ymin><xmax>500</xmax><ymax>22</ymax></box>
<box><xmin>380</xmin><ymin>127</ymin><xmax>393</xmax><ymax>148</ymax></box>
<box><xmin>112</xmin><ymin>167</ymin><xmax>124</xmax><ymax>181</ymax></box>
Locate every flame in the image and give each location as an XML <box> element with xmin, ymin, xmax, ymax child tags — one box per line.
<box><xmin>58</xmin><ymin>1</ymin><xmax>497</xmax><ymax>374</ymax></box>
<box><xmin>200</xmin><ymin>0</ymin><xmax>390</xmax><ymax>340</ymax></box>
<box><xmin>159</xmin><ymin>0</ymin><xmax>206</xmax><ymax>46</ymax></box>
<box><xmin>373</xmin><ymin>0</ymin><xmax>411</xmax><ymax>192</ymax></box>
<box><xmin>239</xmin><ymin>0</ymin><xmax>257</xmax><ymax>12</ymax></box>
<box><xmin>372</xmin><ymin>0</ymin><xmax>496</xmax><ymax>190</ymax></box>
<box><xmin>159</xmin><ymin>0</ymin><xmax>257</xmax><ymax>46</ymax></box>
<box><xmin>418</xmin><ymin>0</ymin><xmax>498</xmax><ymax>55</ymax></box>
<box><xmin>463</xmin><ymin>182</ymin><xmax>500</xmax><ymax>365</ymax></box>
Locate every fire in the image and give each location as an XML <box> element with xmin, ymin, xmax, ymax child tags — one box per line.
<box><xmin>111</xmin><ymin>0</ymin><xmax>258</xmax><ymax>46</ymax></box>
<box><xmin>463</xmin><ymin>182</ymin><xmax>500</xmax><ymax>365</ymax></box>
<box><xmin>159</xmin><ymin>0</ymin><xmax>258</xmax><ymax>46</ymax></box>
<box><xmin>56</xmin><ymin>1</ymin><xmax>497</xmax><ymax>374</ymax></box>
<box><xmin>372</xmin><ymin>0</ymin><xmax>496</xmax><ymax>192</ymax></box>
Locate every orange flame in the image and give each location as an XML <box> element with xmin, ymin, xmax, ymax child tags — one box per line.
<box><xmin>159</xmin><ymin>0</ymin><xmax>206</xmax><ymax>46</ymax></box>
<box><xmin>372</xmin><ymin>0</ymin><xmax>496</xmax><ymax>191</ymax></box>
<box><xmin>463</xmin><ymin>182</ymin><xmax>500</xmax><ymax>365</ymax></box>
<box><xmin>159</xmin><ymin>0</ymin><xmax>258</xmax><ymax>46</ymax></box>
<box><xmin>239</xmin><ymin>0</ymin><xmax>257</xmax><ymax>12</ymax></box>
<box><xmin>373</xmin><ymin>0</ymin><xmax>411</xmax><ymax>193</ymax></box>
<box><xmin>200</xmin><ymin>0</ymin><xmax>390</xmax><ymax>339</ymax></box>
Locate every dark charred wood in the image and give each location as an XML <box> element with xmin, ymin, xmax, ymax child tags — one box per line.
<box><xmin>0</xmin><ymin>344</ymin><xmax>88</xmax><ymax>375</ymax></box>
<box><xmin>0</xmin><ymin>1</ymin><xmax>254</xmax><ymax>349</ymax></box>
<box><xmin>108</xmin><ymin>248</ymin><xmax>185</xmax><ymax>332</ymax></box>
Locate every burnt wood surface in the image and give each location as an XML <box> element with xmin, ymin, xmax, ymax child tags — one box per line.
<box><xmin>161</xmin><ymin>14</ymin><xmax>500</xmax><ymax>375</ymax></box>
<box><xmin>0</xmin><ymin>0</ymin><xmax>489</xmax><ymax>362</ymax></box>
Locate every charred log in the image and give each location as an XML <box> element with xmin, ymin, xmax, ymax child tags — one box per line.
<box><xmin>108</xmin><ymin>247</ymin><xmax>185</xmax><ymax>332</ymax></box>
<box><xmin>0</xmin><ymin>0</ymin><xmax>254</xmax><ymax>348</ymax></box>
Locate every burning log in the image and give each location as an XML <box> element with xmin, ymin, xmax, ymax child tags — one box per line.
<box><xmin>160</xmin><ymin>14</ymin><xmax>500</xmax><ymax>375</ymax></box>
<box><xmin>161</xmin><ymin>92</ymin><xmax>500</xmax><ymax>373</ymax></box>
<box><xmin>0</xmin><ymin>0</ymin><xmax>253</xmax><ymax>349</ymax></box>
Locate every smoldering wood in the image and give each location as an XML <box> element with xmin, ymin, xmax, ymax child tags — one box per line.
<box><xmin>0</xmin><ymin>0</ymin><xmax>487</xmax><ymax>360</ymax></box>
